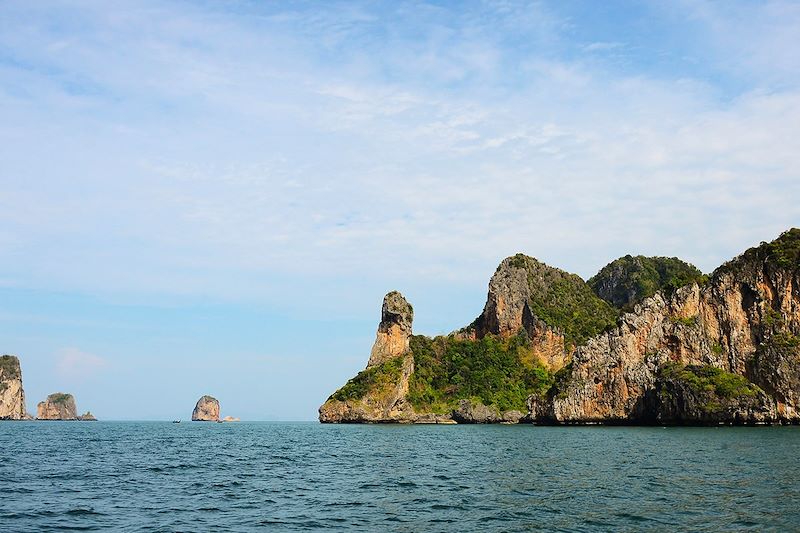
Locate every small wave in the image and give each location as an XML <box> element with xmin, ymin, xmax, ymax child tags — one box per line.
<box><xmin>66</xmin><ymin>508</ymin><xmax>103</xmax><ymax>516</ymax></box>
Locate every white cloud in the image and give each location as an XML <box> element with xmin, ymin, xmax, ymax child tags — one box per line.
<box><xmin>0</xmin><ymin>0</ymin><xmax>797</xmax><ymax>310</ymax></box>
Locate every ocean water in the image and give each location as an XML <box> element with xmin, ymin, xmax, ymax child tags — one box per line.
<box><xmin>1</xmin><ymin>422</ymin><xmax>798</xmax><ymax>532</ymax></box>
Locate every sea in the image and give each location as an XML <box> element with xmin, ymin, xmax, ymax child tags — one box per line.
<box><xmin>1</xmin><ymin>422</ymin><xmax>798</xmax><ymax>532</ymax></box>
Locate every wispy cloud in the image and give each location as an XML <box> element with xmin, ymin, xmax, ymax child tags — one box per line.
<box><xmin>0</xmin><ymin>0</ymin><xmax>797</xmax><ymax>309</ymax></box>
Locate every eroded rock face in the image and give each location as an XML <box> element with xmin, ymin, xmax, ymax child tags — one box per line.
<box><xmin>367</xmin><ymin>291</ymin><xmax>414</xmax><ymax>368</ymax></box>
<box><xmin>192</xmin><ymin>395</ymin><xmax>220</xmax><ymax>421</ymax></box>
<box><xmin>37</xmin><ymin>393</ymin><xmax>78</xmax><ymax>420</ymax></box>
<box><xmin>451</xmin><ymin>399</ymin><xmax>523</xmax><ymax>424</ymax></box>
<box><xmin>465</xmin><ymin>256</ymin><xmax>570</xmax><ymax>369</ymax></box>
<box><xmin>532</xmin><ymin>232</ymin><xmax>800</xmax><ymax>424</ymax></box>
<box><xmin>467</xmin><ymin>254</ymin><xmax>615</xmax><ymax>370</ymax></box>
<box><xmin>0</xmin><ymin>355</ymin><xmax>26</xmax><ymax>420</ymax></box>
<box><xmin>78</xmin><ymin>411</ymin><xmax>97</xmax><ymax>421</ymax></box>
<box><xmin>647</xmin><ymin>368</ymin><xmax>776</xmax><ymax>425</ymax></box>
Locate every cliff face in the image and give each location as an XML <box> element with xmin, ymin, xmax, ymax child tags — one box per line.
<box><xmin>37</xmin><ymin>393</ymin><xmax>78</xmax><ymax>420</ymax></box>
<box><xmin>320</xmin><ymin>229</ymin><xmax>800</xmax><ymax>425</ymax></box>
<box><xmin>465</xmin><ymin>255</ymin><xmax>617</xmax><ymax>369</ymax></box>
<box><xmin>531</xmin><ymin>229</ymin><xmax>800</xmax><ymax>424</ymax></box>
<box><xmin>367</xmin><ymin>291</ymin><xmax>413</xmax><ymax>368</ymax></box>
<box><xmin>0</xmin><ymin>355</ymin><xmax>26</xmax><ymax>420</ymax></box>
<box><xmin>192</xmin><ymin>395</ymin><xmax>220</xmax><ymax>421</ymax></box>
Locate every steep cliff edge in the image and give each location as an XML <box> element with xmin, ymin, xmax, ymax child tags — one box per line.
<box><xmin>321</xmin><ymin>229</ymin><xmax>800</xmax><ymax>425</ymax></box>
<box><xmin>0</xmin><ymin>355</ymin><xmax>27</xmax><ymax>420</ymax></box>
<box><xmin>37</xmin><ymin>393</ymin><xmax>78</xmax><ymax>420</ymax></box>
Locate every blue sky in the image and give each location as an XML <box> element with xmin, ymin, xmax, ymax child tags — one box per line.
<box><xmin>1</xmin><ymin>1</ymin><xmax>798</xmax><ymax>420</ymax></box>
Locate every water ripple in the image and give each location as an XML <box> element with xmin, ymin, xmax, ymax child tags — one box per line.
<box><xmin>0</xmin><ymin>422</ymin><xmax>799</xmax><ymax>531</ymax></box>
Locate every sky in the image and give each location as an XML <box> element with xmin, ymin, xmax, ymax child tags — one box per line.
<box><xmin>1</xmin><ymin>1</ymin><xmax>798</xmax><ymax>420</ymax></box>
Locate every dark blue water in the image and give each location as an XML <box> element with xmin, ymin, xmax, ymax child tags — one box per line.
<box><xmin>1</xmin><ymin>422</ymin><xmax>798</xmax><ymax>532</ymax></box>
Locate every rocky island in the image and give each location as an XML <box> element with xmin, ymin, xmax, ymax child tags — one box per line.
<box><xmin>192</xmin><ymin>395</ymin><xmax>220</xmax><ymax>421</ymax></box>
<box><xmin>320</xmin><ymin>228</ymin><xmax>800</xmax><ymax>425</ymax></box>
<box><xmin>37</xmin><ymin>393</ymin><xmax>79</xmax><ymax>420</ymax></box>
<box><xmin>0</xmin><ymin>355</ymin><xmax>27</xmax><ymax>420</ymax></box>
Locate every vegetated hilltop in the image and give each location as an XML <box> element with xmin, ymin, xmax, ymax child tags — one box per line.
<box><xmin>320</xmin><ymin>228</ymin><xmax>800</xmax><ymax>425</ymax></box>
<box><xmin>588</xmin><ymin>255</ymin><xmax>705</xmax><ymax>309</ymax></box>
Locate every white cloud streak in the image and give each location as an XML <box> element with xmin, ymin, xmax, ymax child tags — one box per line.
<box><xmin>0</xmin><ymin>0</ymin><xmax>798</xmax><ymax>309</ymax></box>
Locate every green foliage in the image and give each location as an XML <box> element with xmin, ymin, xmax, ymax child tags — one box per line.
<box><xmin>48</xmin><ymin>393</ymin><xmax>73</xmax><ymax>405</ymax></box>
<box><xmin>760</xmin><ymin>228</ymin><xmax>800</xmax><ymax>269</ymax></box>
<box><xmin>710</xmin><ymin>342</ymin><xmax>724</xmax><ymax>356</ymax></box>
<box><xmin>407</xmin><ymin>333</ymin><xmax>555</xmax><ymax>413</ymax></box>
<box><xmin>763</xmin><ymin>307</ymin><xmax>784</xmax><ymax>329</ymax></box>
<box><xmin>660</xmin><ymin>363</ymin><xmax>760</xmax><ymax>399</ymax></box>
<box><xmin>329</xmin><ymin>357</ymin><xmax>404</xmax><ymax>402</ymax></box>
<box><xmin>717</xmin><ymin>228</ymin><xmax>800</xmax><ymax>275</ymax></box>
<box><xmin>764</xmin><ymin>331</ymin><xmax>800</xmax><ymax>354</ymax></box>
<box><xmin>549</xmin><ymin>362</ymin><xmax>574</xmax><ymax>399</ymax></box>
<box><xmin>508</xmin><ymin>255</ymin><xmax>618</xmax><ymax>349</ymax></box>
<box><xmin>589</xmin><ymin>255</ymin><xmax>705</xmax><ymax>309</ymax></box>
<box><xmin>0</xmin><ymin>355</ymin><xmax>20</xmax><ymax>380</ymax></box>
<box><xmin>669</xmin><ymin>315</ymin><xmax>699</xmax><ymax>327</ymax></box>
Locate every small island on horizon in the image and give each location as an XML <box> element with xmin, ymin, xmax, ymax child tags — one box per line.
<box><xmin>320</xmin><ymin>228</ymin><xmax>800</xmax><ymax>426</ymax></box>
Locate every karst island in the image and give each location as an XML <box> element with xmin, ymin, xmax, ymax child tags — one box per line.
<box><xmin>321</xmin><ymin>228</ymin><xmax>800</xmax><ymax>425</ymax></box>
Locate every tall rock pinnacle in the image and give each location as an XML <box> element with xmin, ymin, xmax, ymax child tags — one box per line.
<box><xmin>367</xmin><ymin>291</ymin><xmax>413</xmax><ymax>368</ymax></box>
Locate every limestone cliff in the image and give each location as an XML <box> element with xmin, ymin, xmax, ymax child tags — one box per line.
<box><xmin>0</xmin><ymin>355</ymin><xmax>27</xmax><ymax>420</ymax></box>
<box><xmin>368</xmin><ymin>291</ymin><xmax>413</xmax><ymax>368</ymax></box>
<box><xmin>531</xmin><ymin>229</ymin><xmax>800</xmax><ymax>424</ymax></box>
<box><xmin>321</xmin><ymin>229</ymin><xmax>800</xmax><ymax>425</ymax></box>
<box><xmin>319</xmin><ymin>291</ymin><xmax>434</xmax><ymax>423</ymax></box>
<box><xmin>37</xmin><ymin>393</ymin><xmax>78</xmax><ymax>420</ymax></box>
<box><xmin>192</xmin><ymin>395</ymin><xmax>220</xmax><ymax>421</ymax></box>
<box><xmin>465</xmin><ymin>254</ymin><xmax>617</xmax><ymax>369</ymax></box>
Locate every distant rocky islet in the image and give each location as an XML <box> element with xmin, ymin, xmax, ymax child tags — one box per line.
<box><xmin>191</xmin><ymin>395</ymin><xmax>239</xmax><ymax>422</ymax></box>
<box><xmin>0</xmin><ymin>358</ymin><xmax>98</xmax><ymax>421</ymax></box>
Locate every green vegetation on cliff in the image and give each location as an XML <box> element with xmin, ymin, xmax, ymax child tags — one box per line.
<box><xmin>48</xmin><ymin>393</ymin><xmax>74</xmax><ymax>405</ymax></box>
<box><xmin>328</xmin><ymin>356</ymin><xmax>404</xmax><ymax>402</ymax></box>
<box><xmin>511</xmin><ymin>255</ymin><xmax>618</xmax><ymax>349</ymax></box>
<box><xmin>407</xmin><ymin>333</ymin><xmax>554</xmax><ymax>413</ymax></box>
<box><xmin>0</xmin><ymin>355</ymin><xmax>21</xmax><ymax>385</ymax></box>
<box><xmin>718</xmin><ymin>228</ymin><xmax>800</xmax><ymax>274</ymax></box>
<box><xmin>589</xmin><ymin>255</ymin><xmax>704</xmax><ymax>309</ymax></box>
<box><xmin>659</xmin><ymin>363</ymin><xmax>760</xmax><ymax>400</ymax></box>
